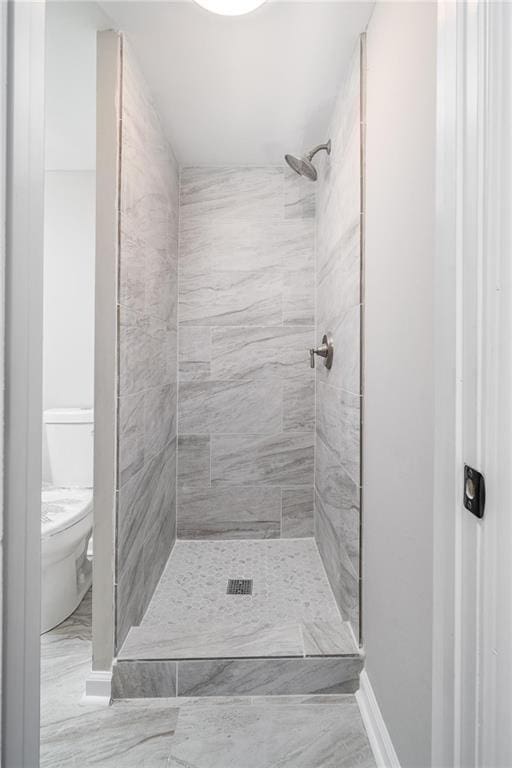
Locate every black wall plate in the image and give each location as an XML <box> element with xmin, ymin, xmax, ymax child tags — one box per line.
<box><xmin>464</xmin><ymin>465</ymin><xmax>485</xmax><ymax>519</ymax></box>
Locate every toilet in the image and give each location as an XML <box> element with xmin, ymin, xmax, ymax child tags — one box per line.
<box><xmin>41</xmin><ymin>408</ymin><xmax>94</xmax><ymax>634</ymax></box>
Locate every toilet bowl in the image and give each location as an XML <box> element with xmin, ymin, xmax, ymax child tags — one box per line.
<box><xmin>41</xmin><ymin>408</ymin><xmax>94</xmax><ymax>634</ymax></box>
<box><xmin>41</xmin><ymin>487</ymin><xmax>93</xmax><ymax>633</ymax></box>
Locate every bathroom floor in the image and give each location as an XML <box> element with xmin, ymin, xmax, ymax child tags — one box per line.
<box><xmin>40</xmin><ymin>591</ymin><xmax>376</xmax><ymax>767</ymax></box>
<box><xmin>118</xmin><ymin>539</ymin><xmax>357</xmax><ymax>660</ymax></box>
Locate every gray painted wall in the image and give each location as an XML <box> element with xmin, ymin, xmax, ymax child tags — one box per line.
<box><xmin>176</xmin><ymin>167</ymin><xmax>316</xmax><ymax>540</ymax></box>
<box><xmin>363</xmin><ymin>3</ymin><xmax>436</xmax><ymax>765</ymax></box>
<box><xmin>314</xmin><ymin>42</ymin><xmax>362</xmax><ymax>635</ymax></box>
<box><xmin>116</xmin><ymin>41</ymin><xmax>179</xmax><ymax>649</ymax></box>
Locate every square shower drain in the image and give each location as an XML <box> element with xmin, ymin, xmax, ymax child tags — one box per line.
<box><xmin>227</xmin><ymin>579</ymin><xmax>253</xmax><ymax>595</ymax></box>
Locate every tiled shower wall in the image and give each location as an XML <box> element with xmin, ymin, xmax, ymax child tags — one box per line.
<box><xmin>116</xmin><ymin>43</ymin><xmax>179</xmax><ymax>647</ymax></box>
<box><xmin>177</xmin><ymin>167</ymin><xmax>316</xmax><ymax>539</ymax></box>
<box><xmin>314</xmin><ymin>41</ymin><xmax>363</xmax><ymax>634</ymax></box>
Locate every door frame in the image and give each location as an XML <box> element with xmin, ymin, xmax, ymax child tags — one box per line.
<box><xmin>2</xmin><ymin>1</ymin><xmax>46</xmax><ymax>765</ymax></box>
<box><xmin>432</xmin><ymin>2</ymin><xmax>512</xmax><ymax>765</ymax></box>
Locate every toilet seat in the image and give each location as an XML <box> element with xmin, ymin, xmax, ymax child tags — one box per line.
<box><xmin>42</xmin><ymin>487</ymin><xmax>93</xmax><ymax>539</ymax></box>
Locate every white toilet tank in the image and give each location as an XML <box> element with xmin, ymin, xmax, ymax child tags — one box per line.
<box><xmin>44</xmin><ymin>408</ymin><xmax>94</xmax><ymax>488</ymax></box>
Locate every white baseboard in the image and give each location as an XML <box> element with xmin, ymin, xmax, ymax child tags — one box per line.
<box><xmin>356</xmin><ymin>670</ymin><xmax>401</xmax><ymax>768</ymax></box>
<box><xmin>84</xmin><ymin>669</ymin><xmax>112</xmax><ymax>703</ymax></box>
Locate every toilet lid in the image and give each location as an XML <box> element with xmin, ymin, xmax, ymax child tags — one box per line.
<box><xmin>41</xmin><ymin>486</ymin><xmax>93</xmax><ymax>538</ymax></box>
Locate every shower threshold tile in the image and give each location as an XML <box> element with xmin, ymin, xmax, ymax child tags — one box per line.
<box><xmin>115</xmin><ymin>539</ymin><xmax>362</xmax><ymax>698</ymax></box>
<box><xmin>119</xmin><ymin>620</ymin><xmax>304</xmax><ymax>660</ymax></box>
<box><xmin>301</xmin><ymin>619</ymin><xmax>358</xmax><ymax>656</ymax></box>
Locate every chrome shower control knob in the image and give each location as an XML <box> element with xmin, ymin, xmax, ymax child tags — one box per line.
<box><xmin>308</xmin><ymin>333</ymin><xmax>334</xmax><ymax>370</ymax></box>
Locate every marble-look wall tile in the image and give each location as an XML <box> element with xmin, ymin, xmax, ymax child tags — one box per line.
<box><xmin>210</xmin><ymin>326</ymin><xmax>314</xmax><ymax>381</ymax></box>
<box><xmin>116</xmin><ymin>42</ymin><xmax>179</xmax><ymax>649</ymax></box>
<box><xmin>284</xmin><ymin>169</ymin><xmax>316</xmax><ymax>220</ymax></box>
<box><xmin>211</xmin><ymin>434</ymin><xmax>314</xmax><ymax>487</ymax></box>
<box><xmin>317</xmin><ymin>221</ymin><xmax>360</xmax><ymax>332</ymax></box>
<box><xmin>143</xmin><ymin>383</ymin><xmax>177</xmax><ymax>463</ymax></box>
<box><xmin>177</xmin><ymin>166</ymin><xmax>316</xmax><ymax>539</ymax></box>
<box><xmin>179</xmin><ymin>325</ymin><xmax>211</xmax><ymax>381</ymax></box>
<box><xmin>283</xmin><ymin>294</ymin><xmax>315</xmax><ymax>326</ymax></box>
<box><xmin>315</xmin><ymin>304</ymin><xmax>361</xmax><ymax>396</ymax></box>
<box><xmin>177</xmin><ymin>487</ymin><xmax>281</xmax><ymax>540</ymax></box>
<box><xmin>116</xmin><ymin>544</ymin><xmax>145</xmax><ymax>648</ymax></box>
<box><xmin>315</xmin><ymin>490</ymin><xmax>359</xmax><ymax>632</ymax></box>
<box><xmin>118</xmin><ymin>392</ymin><xmax>144</xmax><ymax>488</ymax></box>
<box><xmin>281</xmin><ymin>488</ymin><xmax>314</xmax><ymax>538</ymax></box>
<box><xmin>179</xmin><ymin>269</ymin><xmax>282</xmax><ymax>326</ymax></box>
<box><xmin>180</xmin><ymin>166</ymin><xmax>284</xmax><ymax>222</ymax></box>
<box><xmin>314</xmin><ymin>41</ymin><xmax>362</xmax><ymax>636</ymax></box>
<box><xmin>179</xmin><ymin>217</ymin><xmax>314</xmax><ymax>277</ymax></box>
<box><xmin>117</xmin><ymin>438</ymin><xmax>177</xmax><ymax>631</ymax></box>
<box><xmin>283</xmin><ymin>379</ymin><xmax>315</xmax><ymax>432</ymax></box>
<box><xmin>177</xmin><ymin>435</ymin><xmax>210</xmax><ymax>488</ymax></box>
<box><xmin>118</xmin><ymin>308</ymin><xmax>176</xmax><ymax>397</ymax></box>
<box><xmin>317</xmin><ymin>383</ymin><xmax>360</xmax><ymax>486</ymax></box>
<box><xmin>178</xmin><ymin>379</ymin><xmax>281</xmax><ymax>436</ymax></box>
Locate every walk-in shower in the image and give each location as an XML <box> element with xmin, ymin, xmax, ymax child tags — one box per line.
<box><xmin>285</xmin><ymin>139</ymin><xmax>332</xmax><ymax>181</ymax></box>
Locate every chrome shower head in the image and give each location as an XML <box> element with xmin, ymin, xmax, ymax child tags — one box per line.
<box><xmin>284</xmin><ymin>140</ymin><xmax>331</xmax><ymax>182</ymax></box>
<box><xmin>285</xmin><ymin>153</ymin><xmax>318</xmax><ymax>181</ymax></box>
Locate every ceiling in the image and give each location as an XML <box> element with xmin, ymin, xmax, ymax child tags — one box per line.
<box><xmin>100</xmin><ymin>1</ymin><xmax>374</xmax><ymax>165</ymax></box>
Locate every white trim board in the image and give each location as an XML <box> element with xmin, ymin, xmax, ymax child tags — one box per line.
<box><xmin>2</xmin><ymin>2</ymin><xmax>46</xmax><ymax>764</ymax></box>
<box><xmin>356</xmin><ymin>671</ymin><xmax>401</xmax><ymax>768</ymax></box>
<box><xmin>432</xmin><ymin>2</ymin><xmax>512</xmax><ymax>766</ymax></box>
<box><xmin>84</xmin><ymin>669</ymin><xmax>112</xmax><ymax>702</ymax></box>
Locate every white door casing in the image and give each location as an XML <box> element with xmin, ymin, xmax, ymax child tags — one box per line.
<box><xmin>433</xmin><ymin>2</ymin><xmax>512</xmax><ymax>766</ymax></box>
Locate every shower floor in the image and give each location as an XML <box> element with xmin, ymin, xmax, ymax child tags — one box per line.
<box><xmin>115</xmin><ymin>540</ymin><xmax>363</xmax><ymax>697</ymax></box>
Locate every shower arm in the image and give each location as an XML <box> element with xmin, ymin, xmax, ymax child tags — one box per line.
<box><xmin>307</xmin><ymin>141</ymin><xmax>332</xmax><ymax>161</ymax></box>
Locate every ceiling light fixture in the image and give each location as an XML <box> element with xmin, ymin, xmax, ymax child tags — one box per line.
<box><xmin>193</xmin><ymin>0</ymin><xmax>267</xmax><ymax>16</ymax></box>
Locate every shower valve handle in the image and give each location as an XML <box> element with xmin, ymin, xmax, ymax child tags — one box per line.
<box><xmin>309</xmin><ymin>333</ymin><xmax>334</xmax><ymax>370</ymax></box>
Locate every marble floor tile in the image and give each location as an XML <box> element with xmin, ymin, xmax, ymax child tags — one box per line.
<box><xmin>41</xmin><ymin>590</ymin><xmax>373</xmax><ymax>768</ymax></box>
<box><xmin>168</xmin><ymin>701</ymin><xmax>375</xmax><ymax>768</ymax></box>
<box><xmin>139</xmin><ymin>539</ymin><xmax>341</xmax><ymax>628</ymax></box>
<box><xmin>41</xmin><ymin>700</ymin><xmax>179</xmax><ymax>767</ymax></box>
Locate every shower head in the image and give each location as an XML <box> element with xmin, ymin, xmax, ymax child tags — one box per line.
<box><xmin>284</xmin><ymin>140</ymin><xmax>331</xmax><ymax>182</ymax></box>
<box><xmin>285</xmin><ymin>154</ymin><xmax>318</xmax><ymax>181</ymax></box>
